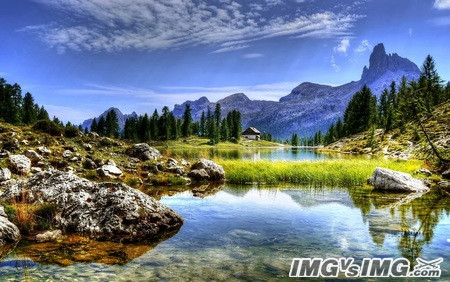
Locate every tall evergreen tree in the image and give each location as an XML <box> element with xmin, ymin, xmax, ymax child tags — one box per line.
<box><xmin>150</xmin><ymin>109</ymin><xmax>159</xmax><ymax>140</ymax></box>
<box><xmin>181</xmin><ymin>104</ymin><xmax>192</xmax><ymax>137</ymax></box>
<box><xmin>97</xmin><ymin>116</ymin><xmax>106</xmax><ymax>136</ymax></box>
<box><xmin>220</xmin><ymin>118</ymin><xmax>229</xmax><ymax>141</ymax></box>
<box><xmin>343</xmin><ymin>85</ymin><xmax>377</xmax><ymax>135</ymax></box>
<box><xmin>22</xmin><ymin>92</ymin><xmax>36</xmax><ymax>124</ymax></box>
<box><xmin>291</xmin><ymin>133</ymin><xmax>299</xmax><ymax>146</ymax></box>
<box><xmin>420</xmin><ymin>55</ymin><xmax>442</xmax><ymax>108</ymax></box>
<box><xmin>91</xmin><ymin>118</ymin><xmax>98</xmax><ymax>133</ymax></box>
<box><xmin>199</xmin><ymin>111</ymin><xmax>206</xmax><ymax>137</ymax></box>
<box><xmin>105</xmin><ymin>110</ymin><xmax>120</xmax><ymax>138</ymax></box>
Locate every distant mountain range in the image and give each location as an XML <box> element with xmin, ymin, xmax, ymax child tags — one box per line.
<box><xmin>82</xmin><ymin>107</ymin><xmax>137</xmax><ymax>131</ymax></box>
<box><xmin>83</xmin><ymin>43</ymin><xmax>421</xmax><ymax>139</ymax></box>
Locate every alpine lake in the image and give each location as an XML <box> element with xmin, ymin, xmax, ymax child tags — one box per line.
<box><xmin>1</xmin><ymin>148</ymin><xmax>449</xmax><ymax>281</ymax></box>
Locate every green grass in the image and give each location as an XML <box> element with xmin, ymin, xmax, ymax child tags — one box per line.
<box><xmin>219</xmin><ymin>159</ymin><xmax>424</xmax><ymax>186</ymax></box>
<box><xmin>152</xmin><ymin>136</ymin><xmax>283</xmax><ymax>149</ymax></box>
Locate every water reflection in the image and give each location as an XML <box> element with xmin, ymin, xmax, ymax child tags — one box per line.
<box><xmin>160</xmin><ymin>147</ymin><xmax>357</xmax><ymax>161</ymax></box>
<box><xmin>0</xmin><ymin>185</ymin><xmax>448</xmax><ymax>281</ymax></box>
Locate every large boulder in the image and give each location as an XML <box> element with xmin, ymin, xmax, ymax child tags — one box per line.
<box><xmin>8</xmin><ymin>155</ymin><xmax>31</xmax><ymax>175</ymax></box>
<box><xmin>368</xmin><ymin>167</ymin><xmax>429</xmax><ymax>193</ymax></box>
<box><xmin>126</xmin><ymin>143</ymin><xmax>162</xmax><ymax>161</ymax></box>
<box><xmin>1</xmin><ymin>170</ymin><xmax>183</xmax><ymax>241</ymax></box>
<box><xmin>189</xmin><ymin>158</ymin><xmax>225</xmax><ymax>181</ymax></box>
<box><xmin>0</xmin><ymin>206</ymin><xmax>20</xmax><ymax>245</ymax></box>
<box><xmin>0</xmin><ymin>168</ymin><xmax>11</xmax><ymax>182</ymax></box>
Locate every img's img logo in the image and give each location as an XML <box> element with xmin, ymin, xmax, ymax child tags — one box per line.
<box><xmin>289</xmin><ymin>257</ymin><xmax>443</xmax><ymax>278</ymax></box>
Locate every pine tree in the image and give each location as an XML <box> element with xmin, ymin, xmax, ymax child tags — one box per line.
<box><xmin>220</xmin><ymin>118</ymin><xmax>229</xmax><ymax>141</ymax></box>
<box><xmin>199</xmin><ymin>111</ymin><xmax>206</xmax><ymax>137</ymax></box>
<box><xmin>181</xmin><ymin>104</ymin><xmax>192</xmax><ymax>137</ymax></box>
<box><xmin>159</xmin><ymin>106</ymin><xmax>171</xmax><ymax>140</ymax></box>
<box><xmin>335</xmin><ymin>118</ymin><xmax>343</xmax><ymax>138</ymax></box>
<box><xmin>105</xmin><ymin>110</ymin><xmax>119</xmax><ymax>138</ymax></box>
<box><xmin>150</xmin><ymin>109</ymin><xmax>159</xmax><ymax>140</ymax></box>
<box><xmin>91</xmin><ymin>118</ymin><xmax>98</xmax><ymax>133</ymax></box>
<box><xmin>421</xmin><ymin>55</ymin><xmax>442</xmax><ymax>108</ymax></box>
<box><xmin>343</xmin><ymin>85</ymin><xmax>377</xmax><ymax>135</ymax></box>
<box><xmin>36</xmin><ymin>106</ymin><xmax>49</xmax><ymax>120</ymax></box>
<box><xmin>169</xmin><ymin>113</ymin><xmax>178</xmax><ymax>140</ymax></box>
<box><xmin>140</xmin><ymin>114</ymin><xmax>150</xmax><ymax>141</ymax></box>
<box><xmin>22</xmin><ymin>92</ymin><xmax>37</xmax><ymax>124</ymax></box>
<box><xmin>97</xmin><ymin>116</ymin><xmax>106</xmax><ymax>136</ymax></box>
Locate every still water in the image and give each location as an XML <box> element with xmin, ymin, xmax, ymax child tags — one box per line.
<box><xmin>160</xmin><ymin>147</ymin><xmax>364</xmax><ymax>161</ymax></box>
<box><xmin>0</xmin><ymin>185</ymin><xmax>448</xmax><ymax>281</ymax></box>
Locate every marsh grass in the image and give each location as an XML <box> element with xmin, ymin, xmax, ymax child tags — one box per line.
<box><xmin>219</xmin><ymin>159</ymin><xmax>424</xmax><ymax>186</ymax></box>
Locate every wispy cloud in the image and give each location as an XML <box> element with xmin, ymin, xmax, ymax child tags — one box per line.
<box><xmin>430</xmin><ymin>16</ymin><xmax>450</xmax><ymax>26</ymax></box>
<box><xmin>355</xmin><ymin>39</ymin><xmax>372</xmax><ymax>52</ymax></box>
<box><xmin>23</xmin><ymin>0</ymin><xmax>363</xmax><ymax>53</ymax></box>
<box><xmin>434</xmin><ymin>0</ymin><xmax>450</xmax><ymax>10</ymax></box>
<box><xmin>45</xmin><ymin>104</ymin><xmax>97</xmax><ymax>124</ymax></box>
<box><xmin>330</xmin><ymin>55</ymin><xmax>340</xmax><ymax>72</ymax></box>
<box><xmin>242</xmin><ymin>53</ymin><xmax>264</xmax><ymax>59</ymax></box>
<box><xmin>333</xmin><ymin>38</ymin><xmax>350</xmax><ymax>54</ymax></box>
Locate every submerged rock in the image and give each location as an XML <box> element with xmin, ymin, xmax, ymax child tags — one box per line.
<box><xmin>36</xmin><ymin>230</ymin><xmax>63</xmax><ymax>242</ymax></box>
<box><xmin>189</xmin><ymin>159</ymin><xmax>225</xmax><ymax>181</ymax></box>
<box><xmin>1</xmin><ymin>170</ymin><xmax>183</xmax><ymax>241</ymax></box>
<box><xmin>126</xmin><ymin>143</ymin><xmax>162</xmax><ymax>161</ymax></box>
<box><xmin>368</xmin><ymin>167</ymin><xmax>429</xmax><ymax>193</ymax></box>
<box><xmin>0</xmin><ymin>206</ymin><xmax>20</xmax><ymax>245</ymax></box>
<box><xmin>8</xmin><ymin>154</ymin><xmax>31</xmax><ymax>175</ymax></box>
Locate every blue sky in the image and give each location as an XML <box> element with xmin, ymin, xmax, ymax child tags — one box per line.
<box><xmin>1</xmin><ymin>0</ymin><xmax>449</xmax><ymax>124</ymax></box>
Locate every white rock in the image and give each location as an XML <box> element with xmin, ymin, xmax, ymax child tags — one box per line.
<box><xmin>368</xmin><ymin>167</ymin><xmax>429</xmax><ymax>193</ymax></box>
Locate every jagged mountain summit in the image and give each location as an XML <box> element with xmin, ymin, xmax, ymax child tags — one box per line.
<box><xmin>82</xmin><ymin>107</ymin><xmax>137</xmax><ymax>131</ymax></box>
<box><xmin>173</xmin><ymin>43</ymin><xmax>420</xmax><ymax>139</ymax></box>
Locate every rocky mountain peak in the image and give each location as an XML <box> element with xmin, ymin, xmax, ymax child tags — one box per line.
<box><xmin>217</xmin><ymin>93</ymin><xmax>250</xmax><ymax>104</ymax></box>
<box><xmin>361</xmin><ymin>43</ymin><xmax>420</xmax><ymax>83</ymax></box>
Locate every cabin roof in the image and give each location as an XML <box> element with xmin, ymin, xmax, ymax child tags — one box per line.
<box><xmin>242</xmin><ymin>127</ymin><xmax>261</xmax><ymax>135</ymax></box>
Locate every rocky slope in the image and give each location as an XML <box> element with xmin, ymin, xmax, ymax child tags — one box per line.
<box><xmin>172</xmin><ymin>43</ymin><xmax>420</xmax><ymax>139</ymax></box>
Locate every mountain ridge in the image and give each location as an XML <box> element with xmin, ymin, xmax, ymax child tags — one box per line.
<box><xmin>83</xmin><ymin>43</ymin><xmax>421</xmax><ymax>139</ymax></box>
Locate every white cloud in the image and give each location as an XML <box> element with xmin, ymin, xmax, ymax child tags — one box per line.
<box><xmin>242</xmin><ymin>53</ymin><xmax>264</xmax><ymax>59</ymax></box>
<box><xmin>333</xmin><ymin>38</ymin><xmax>350</xmax><ymax>54</ymax></box>
<box><xmin>23</xmin><ymin>0</ymin><xmax>362</xmax><ymax>53</ymax></box>
<box><xmin>409</xmin><ymin>28</ymin><xmax>413</xmax><ymax>36</ymax></box>
<box><xmin>266</xmin><ymin>0</ymin><xmax>284</xmax><ymax>6</ymax></box>
<box><xmin>330</xmin><ymin>55</ymin><xmax>340</xmax><ymax>72</ymax></box>
<box><xmin>434</xmin><ymin>0</ymin><xmax>450</xmax><ymax>10</ymax></box>
<box><xmin>355</xmin><ymin>39</ymin><xmax>371</xmax><ymax>52</ymax></box>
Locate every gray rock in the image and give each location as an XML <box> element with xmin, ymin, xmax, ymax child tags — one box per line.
<box><xmin>188</xmin><ymin>169</ymin><xmax>210</xmax><ymax>181</ymax></box>
<box><xmin>24</xmin><ymin>149</ymin><xmax>43</xmax><ymax>163</ymax></box>
<box><xmin>181</xmin><ymin>159</ymin><xmax>190</xmax><ymax>166</ymax></box>
<box><xmin>83</xmin><ymin>143</ymin><xmax>93</xmax><ymax>150</ymax></box>
<box><xmin>368</xmin><ymin>167</ymin><xmax>429</xmax><ymax>193</ymax></box>
<box><xmin>37</xmin><ymin>146</ymin><xmax>52</xmax><ymax>155</ymax></box>
<box><xmin>189</xmin><ymin>158</ymin><xmax>225</xmax><ymax>181</ymax></box>
<box><xmin>31</xmin><ymin>167</ymin><xmax>42</xmax><ymax>173</ymax></box>
<box><xmin>36</xmin><ymin>230</ymin><xmax>63</xmax><ymax>242</ymax></box>
<box><xmin>88</xmin><ymin>132</ymin><xmax>100</xmax><ymax>138</ymax></box>
<box><xmin>8</xmin><ymin>155</ymin><xmax>31</xmax><ymax>175</ymax></box>
<box><xmin>126</xmin><ymin>143</ymin><xmax>162</xmax><ymax>161</ymax></box>
<box><xmin>1</xmin><ymin>170</ymin><xmax>183</xmax><ymax>241</ymax></box>
<box><xmin>83</xmin><ymin>158</ymin><xmax>97</xmax><ymax>169</ymax></box>
<box><xmin>97</xmin><ymin>165</ymin><xmax>123</xmax><ymax>179</ymax></box>
<box><xmin>0</xmin><ymin>206</ymin><xmax>20</xmax><ymax>245</ymax></box>
<box><xmin>63</xmin><ymin>150</ymin><xmax>72</xmax><ymax>158</ymax></box>
<box><xmin>0</xmin><ymin>150</ymin><xmax>10</xmax><ymax>158</ymax></box>
<box><xmin>166</xmin><ymin>158</ymin><xmax>185</xmax><ymax>175</ymax></box>
<box><xmin>414</xmin><ymin>168</ymin><xmax>432</xmax><ymax>177</ymax></box>
<box><xmin>0</xmin><ymin>168</ymin><xmax>11</xmax><ymax>181</ymax></box>
<box><xmin>442</xmin><ymin>169</ymin><xmax>450</xmax><ymax>180</ymax></box>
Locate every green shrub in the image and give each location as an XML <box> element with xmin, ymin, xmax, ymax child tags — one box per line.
<box><xmin>32</xmin><ymin>120</ymin><xmax>63</xmax><ymax>136</ymax></box>
<box><xmin>34</xmin><ymin>203</ymin><xmax>58</xmax><ymax>230</ymax></box>
<box><xmin>64</xmin><ymin>125</ymin><xmax>81</xmax><ymax>138</ymax></box>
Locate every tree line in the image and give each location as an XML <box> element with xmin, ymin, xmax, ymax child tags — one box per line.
<box><xmin>0</xmin><ymin>78</ymin><xmax>50</xmax><ymax>125</ymax></box>
<box><xmin>89</xmin><ymin>103</ymin><xmax>243</xmax><ymax>144</ymax></box>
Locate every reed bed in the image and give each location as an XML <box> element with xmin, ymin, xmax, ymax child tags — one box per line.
<box><xmin>218</xmin><ymin>159</ymin><xmax>423</xmax><ymax>186</ymax></box>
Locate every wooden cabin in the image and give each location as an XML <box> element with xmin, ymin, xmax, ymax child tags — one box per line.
<box><xmin>242</xmin><ymin>127</ymin><xmax>261</xmax><ymax>140</ymax></box>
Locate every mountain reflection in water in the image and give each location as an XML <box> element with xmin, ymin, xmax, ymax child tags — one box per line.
<box><xmin>1</xmin><ymin>185</ymin><xmax>448</xmax><ymax>281</ymax></box>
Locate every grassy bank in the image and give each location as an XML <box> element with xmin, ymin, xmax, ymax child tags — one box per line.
<box><xmin>219</xmin><ymin>159</ymin><xmax>424</xmax><ymax>186</ymax></box>
<box><xmin>151</xmin><ymin>136</ymin><xmax>283</xmax><ymax>149</ymax></box>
